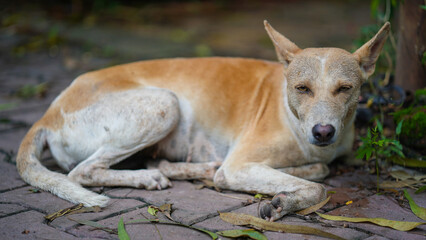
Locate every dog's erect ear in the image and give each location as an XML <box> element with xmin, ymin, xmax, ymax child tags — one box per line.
<box><xmin>353</xmin><ymin>22</ymin><xmax>390</xmax><ymax>79</ymax></box>
<box><xmin>264</xmin><ymin>20</ymin><xmax>300</xmax><ymax>67</ymax></box>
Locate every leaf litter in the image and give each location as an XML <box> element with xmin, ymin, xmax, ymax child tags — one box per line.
<box><xmin>295</xmin><ymin>196</ymin><xmax>331</xmax><ymax>215</ymax></box>
<box><xmin>316</xmin><ymin>212</ymin><xmax>425</xmax><ymax>231</ymax></box>
<box><xmin>44</xmin><ymin>203</ymin><xmax>101</xmax><ymax>223</ymax></box>
<box><xmin>219</xmin><ymin>212</ymin><xmax>345</xmax><ymax>240</ymax></box>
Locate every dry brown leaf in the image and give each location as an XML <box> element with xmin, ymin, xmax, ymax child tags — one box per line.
<box><xmin>159</xmin><ymin>203</ymin><xmax>174</xmax><ymax>221</ymax></box>
<box><xmin>390</xmin><ymin>170</ymin><xmax>426</xmax><ymax>181</ymax></box>
<box><xmin>295</xmin><ymin>196</ymin><xmax>331</xmax><ymax>215</ymax></box>
<box><xmin>379</xmin><ymin>179</ymin><xmax>425</xmax><ymax>189</ymax></box>
<box><xmin>44</xmin><ymin>204</ymin><xmax>84</xmax><ymax>222</ymax></box>
<box><xmin>71</xmin><ymin>206</ymin><xmax>102</xmax><ymax>215</ymax></box>
<box><xmin>200</xmin><ymin>179</ymin><xmax>221</xmax><ymax>192</ymax></box>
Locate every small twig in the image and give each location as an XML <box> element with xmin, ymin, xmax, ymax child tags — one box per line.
<box><xmin>140</xmin><ymin>211</ymin><xmax>163</xmax><ymax>240</ymax></box>
<box><xmin>383</xmin><ymin>51</ymin><xmax>393</xmax><ymax>86</ymax></box>
<box><xmin>217</xmin><ymin>192</ymin><xmax>250</xmax><ymax>201</ymax></box>
<box><xmin>388</xmin><ymin>29</ymin><xmax>397</xmax><ymax>51</ymax></box>
<box><xmin>384</xmin><ymin>0</ymin><xmax>391</xmax><ymax>22</ymax></box>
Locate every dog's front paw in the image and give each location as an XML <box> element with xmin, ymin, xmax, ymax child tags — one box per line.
<box><xmin>138</xmin><ymin>169</ymin><xmax>172</xmax><ymax>190</ymax></box>
<box><xmin>260</xmin><ymin>192</ymin><xmax>296</xmax><ymax>221</ymax></box>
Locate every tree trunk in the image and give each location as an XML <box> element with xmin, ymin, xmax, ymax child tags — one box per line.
<box><xmin>395</xmin><ymin>0</ymin><xmax>426</xmax><ymax>92</ymax></box>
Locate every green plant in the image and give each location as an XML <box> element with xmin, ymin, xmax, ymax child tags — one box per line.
<box><xmin>15</xmin><ymin>82</ymin><xmax>48</xmax><ymax>99</ymax></box>
<box><xmin>357</xmin><ymin>119</ymin><xmax>404</xmax><ymax>192</ymax></box>
<box><xmin>392</xmin><ymin>89</ymin><xmax>426</xmax><ymax>149</ymax></box>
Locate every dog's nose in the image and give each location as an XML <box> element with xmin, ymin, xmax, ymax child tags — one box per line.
<box><xmin>312</xmin><ymin>124</ymin><xmax>335</xmax><ymax>143</ymax></box>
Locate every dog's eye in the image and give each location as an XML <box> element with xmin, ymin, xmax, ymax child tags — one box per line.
<box><xmin>337</xmin><ymin>85</ymin><xmax>352</xmax><ymax>93</ymax></box>
<box><xmin>296</xmin><ymin>86</ymin><xmax>311</xmax><ymax>94</ymax></box>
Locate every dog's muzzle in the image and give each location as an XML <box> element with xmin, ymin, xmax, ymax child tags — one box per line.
<box><xmin>311</xmin><ymin>124</ymin><xmax>335</xmax><ymax>147</ymax></box>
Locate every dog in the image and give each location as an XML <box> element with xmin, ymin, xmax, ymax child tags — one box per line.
<box><xmin>16</xmin><ymin>21</ymin><xmax>390</xmax><ymax>221</ymax></box>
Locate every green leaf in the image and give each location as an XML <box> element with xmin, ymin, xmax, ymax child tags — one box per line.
<box><xmin>422</xmin><ymin>51</ymin><xmax>426</xmax><ymax>65</ymax></box>
<box><xmin>415</xmin><ymin>185</ymin><xmax>426</xmax><ymax>194</ymax></box>
<box><xmin>370</xmin><ymin>0</ymin><xmax>380</xmax><ymax>17</ymax></box>
<box><xmin>118</xmin><ymin>217</ymin><xmax>130</xmax><ymax>240</ymax></box>
<box><xmin>376</xmin><ymin>119</ymin><xmax>383</xmax><ymax>133</ymax></box>
<box><xmin>254</xmin><ymin>193</ymin><xmax>267</xmax><ymax>199</ymax></box>
<box><xmin>217</xmin><ymin>229</ymin><xmax>267</xmax><ymax>240</ymax></box>
<box><xmin>219</xmin><ymin>212</ymin><xmax>345</xmax><ymax>240</ymax></box>
<box><xmin>396</xmin><ymin>120</ymin><xmax>404</xmax><ymax>136</ymax></box>
<box><xmin>366</xmin><ymin>148</ymin><xmax>373</xmax><ymax>161</ymax></box>
<box><xmin>421</xmin><ymin>5</ymin><xmax>426</xmax><ymax>10</ymax></box>
<box><xmin>316</xmin><ymin>212</ymin><xmax>424</xmax><ymax>231</ymax></box>
<box><xmin>403</xmin><ymin>190</ymin><xmax>426</xmax><ymax>220</ymax></box>
<box><xmin>356</xmin><ymin>147</ymin><xmax>368</xmax><ymax>159</ymax></box>
<box><xmin>147</xmin><ymin>206</ymin><xmax>158</xmax><ymax>216</ymax></box>
<box><xmin>28</xmin><ymin>188</ymin><xmax>41</xmax><ymax>193</ymax></box>
<box><xmin>388</xmin><ymin>146</ymin><xmax>404</xmax><ymax>157</ymax></box>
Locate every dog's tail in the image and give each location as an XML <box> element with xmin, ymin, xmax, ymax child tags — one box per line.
<box><xmin>16</xmin><ymin>124</ymin><xmax>109</xmax><ymax>207</ymax></box>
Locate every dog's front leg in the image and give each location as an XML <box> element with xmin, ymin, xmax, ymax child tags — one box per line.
<box><xmin>276</xmin><ymin>163</ymin><xmax>329</xmax><ymax>181</ymax></box>
<box><xmin>214</xmin><ymin>155</ymin><xmax>326</xmax><ymax>221</ymax></box>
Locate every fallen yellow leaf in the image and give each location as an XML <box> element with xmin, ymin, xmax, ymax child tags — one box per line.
<box><xmin>404</xmin><ymin>190</ymin><xmax>426</xmax><ymax>220</ymax></box>
<box><xmin>316</xmin><ymin>212</ymin><xmax>425</xmax><ymax>231</ymax></box>
<box><xmin>345</xmin><ymin>200</ymin><xmax>353</xmax><ymax>205</ymax></box>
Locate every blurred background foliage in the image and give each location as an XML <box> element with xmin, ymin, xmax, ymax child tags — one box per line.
<box><xmin>1</xmin><ymin>0</ymin><xmax>374</xmax><ymax>63</ymax></box>
<box><xmin>1</xmin><ymin>0</ymin><xmax>424</xmax><ymax>166</ymax></box>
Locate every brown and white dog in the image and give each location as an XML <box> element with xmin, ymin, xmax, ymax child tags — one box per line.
<box><xmin>16</xmin><ymin>21</ymin><xmax>390</xmax><ymax>221</ymax></box>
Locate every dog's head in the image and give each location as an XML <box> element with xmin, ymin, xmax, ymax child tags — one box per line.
<box><xmin>265</xmin><ymin>21</ymin><xmax>390</xmax><ymax>147</ymax></box>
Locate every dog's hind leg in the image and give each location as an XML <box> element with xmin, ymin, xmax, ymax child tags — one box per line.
<box><xmin>68</xmin><ymin>147</ymin><xmax>173</xmax><ymax>190</ymax></box>
<box><xmin>147</xmin><ymin>160</ymin><xmax>222</xmax><ymax>180</ymax></box>
<box><xmin>62</xmin><ymin>88</ymin><xmax>180</xmax><ymax>190</ymax></box>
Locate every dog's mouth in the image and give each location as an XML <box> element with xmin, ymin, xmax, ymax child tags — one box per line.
<box><xmin>309</xmin><ymin>138</ymin><xmax>335</xmax><ymax>147</ymax></box>
<box><xmin>312</xmin><ymin>141</ymin><xmax>333</xmax><ymax>147</ymax></box>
